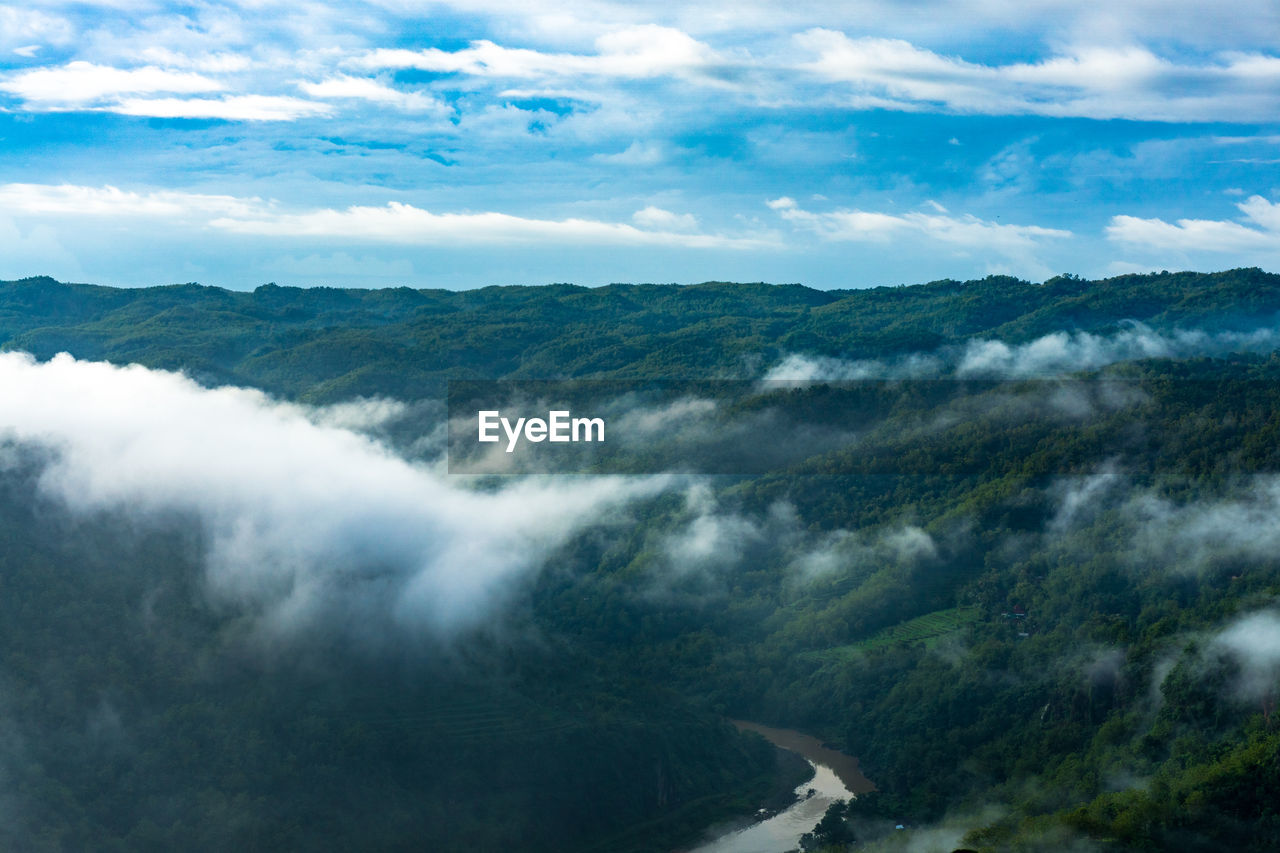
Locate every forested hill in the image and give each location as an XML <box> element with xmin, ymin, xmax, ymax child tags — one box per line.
<box><xmin>2</xmin><ymin>268</ymin><xmax>1279</xmax><ymax>398</ymax></box>
<box><xmin>6</xmin><ymin>269</ymin><xmax>1280</xmax><ymax>851</ymax></box>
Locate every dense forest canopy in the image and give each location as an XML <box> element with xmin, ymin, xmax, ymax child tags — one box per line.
<box><xmin>3</xmin><ymin>268</ymin><xmax>1279</xmax><ymax>396</ymax></box>
<box><xmin>1</xmin><ymin>269</ymin><xmax>1280</xmax><ymax>851</ymax></box>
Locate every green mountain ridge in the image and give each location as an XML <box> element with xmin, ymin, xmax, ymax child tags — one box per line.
<box><xmin>4</xmin><ymin>268</ymin><xmax>1280</xmax><ymax>398</ymax></box>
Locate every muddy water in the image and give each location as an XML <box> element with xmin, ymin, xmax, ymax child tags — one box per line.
<box><xmin>687</xmin><ymin>721</ymin><xmax>874</xmax><ymax>853</ymax></box>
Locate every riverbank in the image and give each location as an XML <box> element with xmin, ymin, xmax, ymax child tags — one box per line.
<box><xmin>683</xmin><ymin>722</ymin><xmax>874</xmax><ymax>853</ymax></box>
<box><xmin>729</xmin><ymin>721</ymin><xmax>876</xmax><ymax>796</ymax></box>
<box><xmin>689</xmin><ymin>744</ymin><xmax>815</xmax><ymax>846</ymax></box>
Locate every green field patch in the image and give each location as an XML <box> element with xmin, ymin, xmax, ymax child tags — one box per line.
<box><xmin>803</xmin><ymin>606</ymin><xmax>981</xmax><ymax>663</ymax></box>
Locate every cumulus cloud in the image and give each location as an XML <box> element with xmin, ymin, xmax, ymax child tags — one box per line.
<box><xmin>0</xmin><ymin>352</ymin><xmax>664</xmax><ymax>641</ymax></box>
<box><xmin>1107</xmin><ymin>195</ymin><xmax>1280</xmax><ymax>254</ymax></box>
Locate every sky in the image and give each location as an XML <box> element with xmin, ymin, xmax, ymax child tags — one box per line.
<box><xmin>2</xmin><ymin>1</ymin><xmax>1280</xmax><ymax>290</ymax></box>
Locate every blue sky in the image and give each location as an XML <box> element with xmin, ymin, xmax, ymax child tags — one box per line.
<box><xmin>2</xmin><ymin>1</ymin><xmax>1280</xmax><ymax>289</ymax></box>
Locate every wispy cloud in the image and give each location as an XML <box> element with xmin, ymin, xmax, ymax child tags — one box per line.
<box><xmin>349</xmin><ymin>25</ymin><xmax>730</xmax><ymax>85</ymax></box>
<box><xmin>1211</xmin><ymin>611</ymin><xmax>1280</xmax><ymax>706</ymax></box>
<box><xmin>797</xmin><ymin>30</ymin><xmax>1280</xmax><ymax>122</ymax></box>
<box><xmin>297</xmin><ymin>75</ymin><xmax>449</xmax><ymax>114</ymax></box>
<box><xmin>0</xmin><ymin>183</ymin><xmax>773</xmax><ymax>250</ymax></box>
<box><xmin>105</xmin><ymin>94</ymin><xmax>331</xmax><ymax>121</ymax></box>
<box><xmin>764</xmin><ymin>321</ymin><xmax>1280</xmax><ymax>380</ymax></box>
<box><xmin>768</xmin><ymin>196</ymin><xmax>1069</xmax><ymax>266</ymax></box>
<box><xmin>592</xmin><ymin>140</ymin><xmax>667</xmax><ymax>165</ymax></box>
<box><xmin>0</xmin><ymin>60</ymin><xmax>332</xmax><ymax>120</ymax></box>
<box><xmin>0</xmin><ymin>183</ymin><xmax>261</xmax><ymax>217</ymax></box>
<box><xmin>212</xmin><ymin>202</ymin><xmax>774</xmax><ymax>248</ymax></box>
<box><xmin>631</xmin><ymin>206</ymin><xmax>699</xmax><ymax>230</ymax></box>
<box><xmin>0</xmin><ymin>6</ymin><xmax>73</xmax><ymax>51</ymax></box>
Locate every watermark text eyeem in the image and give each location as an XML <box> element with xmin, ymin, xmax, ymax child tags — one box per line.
<box><xmin>477</xmin><ymin>410</ymin><xmax>605</xmax><ymax>453</ymax></box>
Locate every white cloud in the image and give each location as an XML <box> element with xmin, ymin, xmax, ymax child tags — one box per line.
<box><xmin>0</xmin><ymin>6</ymin><xmax>72</xmax><ymax>50</ymax></box>
<box><xmin>796</xmin><ymin>29</ymin><xmax>1280</xmax><ymax>122</ymax></box>
<box><xmin>1212</xmin><ymin>611</ymin><xmax>1280</xmax><ymax>705</ymax></box>
<box><xmin>955</xmin><ymin>327</ymin><xmax>1177</xmax><ymax>376</ymax></box>
<box><xmin>108</xmin><ymin>94</ymin><xmax>331</xmax><ymax>121</ymax></box>
<box><xmin>1127</xmin><ymin>478</ymin><xmax>1280</xmax><ymax>574</ymax></box>
<box><xmin>7</xmin><ymin>4</ymin><xmax>1280</xmax><ymax>126</ymax></box>
<box><xmin>211</xmin><ymin>201</ymin><xmax>772</xmax><ymax>249</ymax></box>
<box><xmin>632</xmin><ymin>206</ymin><xmax>698</xmax><ymax>230</ymax></box>
<box><xmin>1107</xmin><ymin>195</ymin><xmax>1280</xmax><ymax>253</ymax></box>
<box><xmin>657</xmin><ymin>485</ymin><xmax>801</xmax><ymax>577</ymax></box>
<box><xmin>0</xmin><ymin>352</ymin><xmax>663</xmax><ymax>639</ymax></box>
<box><xmin>0</xmin><ymin>183</ymin><xmax>261</xmax><ymax>218</ymax></box>
<box><xmin>764</xmin><ymin>351</ymin><xmax>944</xmax><ymax>381</ymax></box>
<box><xmin>786</xmin><ymin>524</ymin><xmax>937</xmax><ymax>582</ymax></box>
<box><xmin>350</xmin><ymin>24</ymin><xmax>730</xmax><ymax>85</ymax></box>
<box><xmin>771</xmin><ymin>197</ymin><xmax>1069</xmax><ymax>265</ymax></box>
<box><xmin>592</xmin><ymin>140</ymin><xmax>665</xmax><ymax>165</ymax></box>
<box><xmin>326</xmin><ymin>0</ymin><xmax>1280</xmax><ymax>55</ymax></box>
<box><xmin>0</xmin><ymin>183</ymin><xmax>773</xmax><ymax>249</ymax></box>
<box><xmin>298</xmin><ymin>75</ymin><xmax>448</xmax><ymax>113</ymax></box>
<box><xmin>134</xmin><ymin>47</ymin><xmax>254</xmax><ymax>73</ymax></box>
<box><xmin>764</xmin><ymin>321</ymin><xmax>1280</xmax><ymax>381</ymax></box>
<box><xmin>0</xmin><ymin>60</ymin><xmax>222</xmax><ymax>104</ymax></box>
<box><xmin>0</xmin><ymin>60</ymin><xmax>328</xmax><ymax>121</ymax></box>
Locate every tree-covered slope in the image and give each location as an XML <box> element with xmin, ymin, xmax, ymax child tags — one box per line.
<box><xmin>3</xmin><ymin>269</ymin><xmax>1280</xmax><ymax>851</ymax></box>
<box><xmin>3</xmin><ymin>268</ymin><xmax>1280</xmax><ymax>398</ymax></box>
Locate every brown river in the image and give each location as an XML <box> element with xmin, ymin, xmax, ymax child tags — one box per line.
<box><xmin>686</xmin><ymin>721</ymin><xmax>874</xmax><ymax>853</ymax></box>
